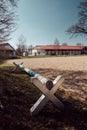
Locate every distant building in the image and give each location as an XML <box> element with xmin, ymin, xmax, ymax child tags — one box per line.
<box><xmin>0</xmin><ymin>43</ymin><xmax>17</xmax><ymax>58</ymax></box>
<box><xmin>28</xmin><ymin>45</ymin><xmax>87</xmax><ymax>56</ymax></box>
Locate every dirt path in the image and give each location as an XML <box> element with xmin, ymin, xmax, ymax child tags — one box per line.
<box><xmin>7</xmin><ymin>56</ymin><xmax>87</xmax><ymax>71</ymax></box>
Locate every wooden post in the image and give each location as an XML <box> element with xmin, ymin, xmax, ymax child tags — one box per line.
<box><xmin>30</xmin><ymin>76</ymin><xmax>64</xmax><ymax>116</ymax></box>
<box><xmin>13</xmin><ymin>62</ymin><xmax>64</xmax><ymax>116</ymax></box>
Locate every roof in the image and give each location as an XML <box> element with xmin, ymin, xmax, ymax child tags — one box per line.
<box><xmin>0</xmin><ymin>43</ymin><xmax>15</xmax><ymax>51</ymax></box>
<box><xmin>36</xmin><ymin>45</ymin><xmax>85</xmax><ymax>51</ymax></box>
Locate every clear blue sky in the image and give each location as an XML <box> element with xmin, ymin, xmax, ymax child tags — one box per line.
<box><xmin>9</xmin><ymin>0</ymin><xmax>87</xmax><ymax>48</ymax></box>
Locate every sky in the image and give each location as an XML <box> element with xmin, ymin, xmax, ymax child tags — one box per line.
<box><xmin>9</xmin><ymin>0</ymin><xmax>87</xmax><ymax>48</ymax></box>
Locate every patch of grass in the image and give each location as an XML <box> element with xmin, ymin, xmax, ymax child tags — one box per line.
<box><xmin>0</xmin><ymin>66</ymin><xmax>87</xmax><ymax>130</ymax></box>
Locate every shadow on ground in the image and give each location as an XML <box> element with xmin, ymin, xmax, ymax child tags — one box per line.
<box><xmin>0</xmin><ymin>67</ymin><xmax>87</xmax><ymax>130</ymax></box>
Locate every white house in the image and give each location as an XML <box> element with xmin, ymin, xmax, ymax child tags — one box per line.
<box><xmin>29</xmin><ymin>46</ymin><xmax>46</xmax><ymax>56</ymax></box>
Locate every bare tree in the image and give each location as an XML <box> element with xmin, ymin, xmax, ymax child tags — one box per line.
<box><xmin>16</xmin><ymin>35</ymin><xmax>27</xmax><ymax>55</ymax></box>
<box><xmin>28</xmin><ymin>45</ymin><xmax>33</xmax><ymax>55</ymax></box>
<box><xmin>0</xmin><ymin>0</ymin><xmax>18</xmax><ymax>42</ymax></box>
<box><xmin>76</xmin><ymin>43</ymin><xmax>83</xmax><ymax>46</ymax></box>
<box><xmin>67</xmin><ymin>1</ymin><xmax>87</xmax><ymax>38</ymax></box>
<box><xmin>0</xmin><ymin>0</ymin><xmax>18</xmax><ymax>64</ymax></box>
<box><xmin>62</xmin><ymin>43</ymin><xmax>68</xmax><ymax>46</ymax></box>
<box><xmin>54</xmin><ymin>38</ymin><xmax>60</xmax><ymax>45</ymax></box>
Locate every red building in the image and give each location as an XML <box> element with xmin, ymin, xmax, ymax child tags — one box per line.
<box><xmin>31</xmin><ymin>45</ymin><xmax>87</xmax><ymax>56</ymax></box>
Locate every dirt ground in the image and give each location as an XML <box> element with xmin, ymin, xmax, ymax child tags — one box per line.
<box><xmin>0</xmin><ymin>67</ymin><xmax>87</xmax><ymax>130</ymax></box>
<box><xmin>7</xmin><ymin>56</ymin><xmax>87</xmax><ymax>71</ymax></box>
<box><xmin>0</xmin><ymin>56</ymin><xmax>87</xmax><ymax>129</ymax></box>
<box><xmin>7</xmin><ymin>56</ymin><xmax>87</xmax><ymax>106</ymax></box>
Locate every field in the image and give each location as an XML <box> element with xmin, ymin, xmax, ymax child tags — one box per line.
<box><xmin>0</xmin><ymin>56</ymin><xmax>87</xmax><ymax>130</ymax></box>
<box><xmin>7</xmin><ymin>55</ymin><xmax>87</xmax><ymax>71</ymax></box>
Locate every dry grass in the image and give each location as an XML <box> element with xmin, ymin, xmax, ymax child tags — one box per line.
<box><xmin>0</xmin><ymin>66</ymin><xmax>87</xmax><ymax>130</ymax></box>
<box><xmin>0</xmin><ymin>56</ymin><xmax>86</xmax><ymax>129</ymax></box>
<box><xmin>7</xmin><ymin>56</ymin><xmax>87</xmax><ymax>105</ymax></box>
<box><xmin>7</xmin><ymin>56</ymin><xmax>87</xmax><ymax>71</ymax></box>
